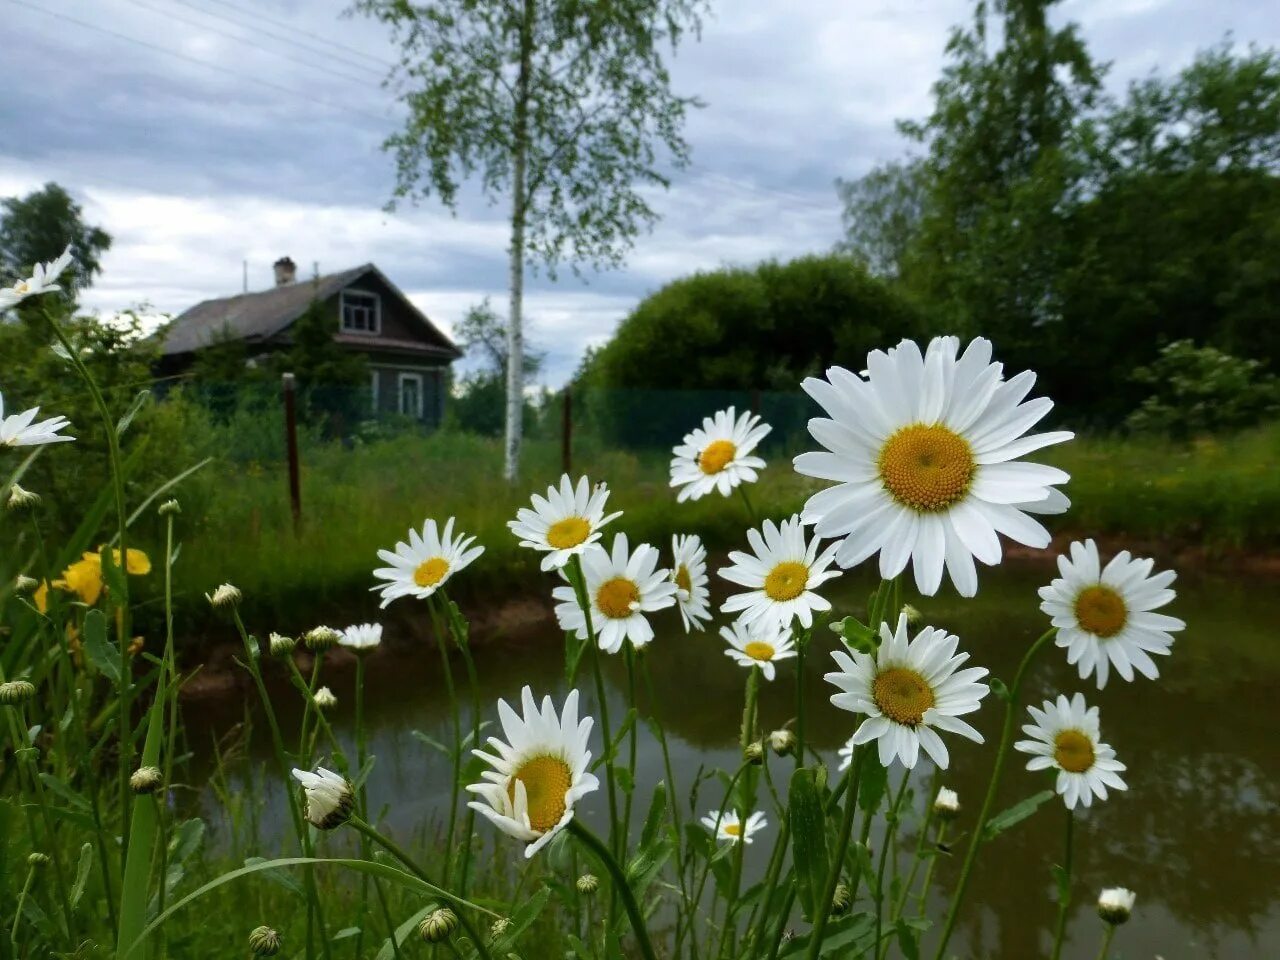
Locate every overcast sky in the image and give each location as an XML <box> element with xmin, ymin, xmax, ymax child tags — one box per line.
<box><xmin>2</xmin><ymin>0</ymin><xmax>1277</xmax><ymax>385</ymax></box>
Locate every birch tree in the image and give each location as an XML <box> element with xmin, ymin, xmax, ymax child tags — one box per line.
<box><xmin>355</xmin><ymin>0</ymin><xmax>706</xmax><ymax>481</ymax></box>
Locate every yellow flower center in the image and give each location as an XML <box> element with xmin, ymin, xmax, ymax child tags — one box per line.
<box><xmin>872</xmin><ymin>667</ymin><xmax>936</xmax><ymax>727</ymax></box>
<box><xmin>596</xmin><ymin>577</ymin><xmax>640</xmax><ymax>619</ymax></box>
<box><xmin>674</xmin><ymin>564</ymin><xmax>692</xmax><ymax>593</ymax></box>
<box><xmin>1074</xmin><ymin>585</ymin><xmax>1127</xmax><ymax>638</ymax></box>
<box><xmin>1053</xmin><ymin>729</ymin><xmax>1096</xmax><ymax>773</ymax></box>
<box><xmin>546</xmin><ymin>516</ymin><xmax>591</xmax><ymax>550</ymax></box>
<box><xmin>413</xmin><ymin>557</ymin><xmax>450</xmax><ymax>588</ymax></box>
<box><xmin>743</xmin><ymin>641</ymin><xmax>776</xmax><ymax>662</ymax></box>
<box><xmin>14</xmin><ymin>281</ymin><xmax>29</xmax><ymax>294</ymax></box>
<box><xmin>507</xmin><ymin>755</ymin><xmax>573</xmax><ymax>833</ymax></box>
<box><xmin>877</xmin><ymin>424</ymin><xmax>975</xmax><ymax>513</ymax></box>
<box><xmin>763</xmin><ymin>561</ymin><xmax>808</xmax><ymax>602</ymax></box>
<box><xmin>723</xmin><ymin>822</ymin><xmax>742</xmax><ymax>837</ymax></box>
<box><xmin>698</xmin><ymin>439</ymin><xmax>737</xmax><ymax>475</ymax></box>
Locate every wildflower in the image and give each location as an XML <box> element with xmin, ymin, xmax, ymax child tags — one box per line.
<box><xmin>303</xmin><ymin>626</ymin><xmax>341</xmax><ymax>652</ymax></box>
<box><xmin>268</xmin><ymin>632</ymin><xmax>296</xmax><ymax>657</ymax></box>
<box><xmin>158</xmin><ymin>499</ymin><xmax>181</xmax><ymax>517</ymax></box>
<box><xmin>0</xmin><ymin>392</ymin><xmax>74</xmax><ymax>447</ymax></box>
<box><xmin>826</xmin><ymin>613</ymin><xmax>990</xmax><ymax>769</ymax></box>
<box><xmin>372</xmin><ymin>517</ymin><xmax>483</xmax><ymax>608</ymax></box>
<box><xmin>0</xmin><ymin>245</ymin><xmax>73</xmax><ymax>307</ymax></box>
<box><xmin>701</xmin><ymin>809</ymin><xmax>767</xmax><ymax>845</ymax></box>
<box><xmin>831</xmin><ymin>882</ymin><xmax>852</xmax><ymax>915</ymax></box>
<box><xmin>0</xmin><ymin>680</ymin><xmax>36</xmax><ymax>705</ymax></box>
<box><xmin>291</xmin><ymin>767</ymin><xmax>354</xmax><ymax>830</ymax></box>
<box><xmin>1097</xmin><ymin>887</ymin><xmax>1136</xmax><ymax>925</ymax></box>
<box><xmin>7</xmin><ymin>483</ymin><xmax>40</xmax><ymax>512</ymax></box>
<box><xmin>340</xmin><ymin>623</ymin><xmax>383</xmax><ymax>652</ymax></box>
<box><xmin>13</xmin><ymin>574</ymin><xmax>38</xmax><ymax>594</ymax></box>
<box><xmin>56</xmin><ymin>548</ymin><xmax>151</xmax><ymax>606</ymax></box>
<box><xmin>794</xmin><ymin>336</ymin><xmax>1072</xmax><ymax>597</ymax></box>
<box><xmin>1040</xmin><ymin>539</ymin><xmax>1185</xmax><ymax>689</ymax></box>
<box><xmin>466</xmin><ymin>687</ymin><xmax>599</xmax><ymax>858</ymax></box>
<box><xmin>768</xmin><ymin>728</ymin><xmax>797</xmax><ymax>757</ymax></box>
<box><xmin>248</xmin><ymin>925</ymin><xmax>282</xmax><ymax>956</ymax></box>
<box><xmin>419</xmin><ymin>907</ymin><xmax>458</xmax><ymax>943</ymax></box>
<box><xmin>313</xmin><ymin>686</ymin><xmax>337</xmax><ymax>710</ymax></box>
<box><xmin>552</xmin><ymin>535</ymin><xmax>677</xmax><ymax>654</ymax></box>
<box><xmin>722</xmin><ymin>621</ymin><xmax>797</xmax><ymax>682</ymax></box>
<box><xmin>718</xmin><ymin>514</ymin><xmax>840</xmax><ymax>633</ymax></box>
<box><xmin>670</xmin><ymin>534</ymin><xmax>712</xmax><ymax>632</ymax></box>
<box><xmin>576</xmin><ymin>874</ymin><xmax>599</xmax><ymax>895</ymax></box>
<box><xmin>933</xmin><ymin>786</ymin><xmax>961</xmax><ymax>821</ymax></box>
<box><xmin>508</xmin><ymin>475</ymin><xmax>622</xmax><ymax>572</ymax></box>
<box><xmin>669</xmin><ymin>406</ymin><xmax>770</xmax><ymax>502</ymax></box>
<box><xmin>130</xmin><ymin>766</ymin><xmax>163</xmax><ymax>795</ymax></box>
<box><xmin>205</xmin><ymin>583</ymin><xmax>241</xmax><ymax>609</ymax></box>
<box><xmin>1015</xmin><ymin>693</ymin><xmax>1127</xmax><ymax>809</ymax></box>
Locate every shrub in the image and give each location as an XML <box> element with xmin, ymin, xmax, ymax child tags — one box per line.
<box><xmin>1126</xmin><ymin>340</ymin><xmax>1279</xmax><ymax>438</ymax></box>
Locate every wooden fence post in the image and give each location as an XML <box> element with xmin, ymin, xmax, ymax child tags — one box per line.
<box><xmin>561</xmin><ymin>384</ymin><xmax>573</xmax><ymax>477</ymax></box>
<box><xmin>283</xmin><ymin>372</ymin><xmax>302</xmax><ymax>531</ymax></box>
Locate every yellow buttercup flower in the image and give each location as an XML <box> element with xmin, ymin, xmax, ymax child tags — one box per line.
<box><xmin>57</xmin><ymin>548</ymin><xmax>152</xmax><ymax>606</ymax></box>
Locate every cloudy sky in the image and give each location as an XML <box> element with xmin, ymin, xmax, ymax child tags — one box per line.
<box><xmin>2</xmin><ymin>0</ymin><xmax>1277</xmax><ymax>385</ymax></box>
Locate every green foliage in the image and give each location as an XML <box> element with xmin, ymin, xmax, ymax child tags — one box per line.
<box><xmin>448</xmin><ymin>300</ymin><xmax>542</xmax><ymax>436</ymax></box>
<box><xmin>835</xmin><ymin>160</ymin><xmax>927</xmax><ymax>277</ymax></box>
<box><xmin>0</xmin><ymin>182</ymin><xmax>111</xmax><ymax>298</ymax></box>
<box><xmin>1126</xmin><ymin>340</ymin><xmax>1278</xmax><ymax>438</ymax></box>
<box><xmin>285</xmin><ymin>297</ymin><xmax>368</xmax><ymax>434</ymax></box>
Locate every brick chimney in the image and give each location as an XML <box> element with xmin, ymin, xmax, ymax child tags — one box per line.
<box><xmin>273</xmin><ymin>256</ymin><xmax>297</xmax><ymax>287</ymax></box>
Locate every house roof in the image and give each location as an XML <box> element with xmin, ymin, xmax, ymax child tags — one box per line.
<box><xmin>158</xmin><ymin>263</ymin><xmax>461</xmax><ymax>359</ymax></box>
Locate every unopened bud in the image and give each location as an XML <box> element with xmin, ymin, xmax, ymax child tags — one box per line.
<box><xmin>13</xmin><ymin>574</ymin><xmax>38</xmax><ymax>594</ymax></box>
<box><xmin>744</xmin><ymin>740</ymin><xmax>765</xmax><ymax>765</ymax></box>
<box><xmin>248</xmin><ymin>925</ymin><xmax>281</xmax><ymax>956</ymax></box>
<box><xmin>206</xmin><ymin>583</ymin><xmax>241</xmax><ymax>609</ymax></box>
<box><xmin>490</xmin><ymin>917</ymin><xmax>511</xmax><ymax>939</ymax></box>
<box><xmin>7</xmin><ymin>484</ymin><xmax>40</xmax><ymax>512</ymax></box>
<box><xmin>27</xmin><ymin>852</ymin><xmax>50</xmax><ymax>868</ymax></box>
<box><xmin>768</xmin><ymin>729</ymin><xmax>797</xmax><ymax>757</ymax></box>
<box><xmin>419</xmin><ymin>907</ymin><xmax>458</xmax><ymax>943</ymax></box>
<box><xmin>158</xmin><ymin>499</ymin><xmax>181</xmax><ymax>517</ymax></box>
<box><xmin>933</xmin><ymin>787</ymin><xmax>960</xmax><ymax>822</ymax></box>
<box><xmin>130</xmin><ymin>765</ymin><xmax>163</xmax><ymax>795</ymax></box>
<box><xmin>0</xmin><ymin>680</ymin><xmax>36</xmax><ymax>705</ymax></box>
<box><xmin>268</xmin><ymin>632</ymin><xmax>296</xmax><ymax>657</ymax></box>
<box><xmin>901</xmin><ymin>603</ymin><xmax>923</xmax><ymax>627</ymax></box>
<box><xmin>576</xmin><ymin>873</ymin><xmax>599</xmax><ymax>895</ymax></box>
<box><xmin>831</xmin><ymin>881</ymin><xmax>852</xmax><ymax>915</ymax></box>
<box><xmin>1097</xmin><ymin>887</ymin><xmax>1135</xmax><ymax>926</ymax></box>
<box><xmin>304</xmin><ymin>625</ymin><xmax>341</xmax><ymax>652</ymax></box>
<box><xmin>313</xmin><ymin>686</ymin><xmax>337</xmax><ymax>710</ymax></box>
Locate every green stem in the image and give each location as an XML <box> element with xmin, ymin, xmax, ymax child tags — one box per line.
<box><xmin>793</xmin><ymin>626</ymin><xmax>808</xmax><ymax>771</ymax></box>
<box><xmin>717</xmin><ymin>666</ymin><xmax>761</xmax><ymax>958</ymax></box>
<box><xmin>355</xmin><ymin>654</ymin><xmax>370</xmax><ymax>960</ymax></box>
<box><xmin>1094</xmin><ymin>925</ymin><xmax>1116</xmax><ymax>960</ymax></box>
<box><xmin>568</xmin><ymin>819</ymin><xmax>658</xmax><ymax>960</ymax></box>
<box><xmin>622</xmin><ymin>642</ymin><xmax>639</xmax><ymax>853</ymax></box>
<box><xmin>915</xmin><ymin>822</ymin><xmax>948</xmax><ymax>917</ymax></box>
<box><xmin>737</xmin><ymin>485</ymin><xmax>759</xmax><ymax>526</ymax></box>
<box><xmin>895</xmin><ymin>787</ymin><xmax>936</xmax><ymax>920</ymax></box>
<box><xmin>439</xmin><ymin>591</ymin><xmax>482</xmax><ymax>897</ymax></box>
<box><xmin>9</xmin><ymin>864</ymin><xmax>35</xmax><ymax>954</ymax></box>
<box><xmin>426</xmin><ymin>598</ymin><xmax>461</xmax><ymax>888</ymax></box>
<box><xmin>1049</xmin><ymin>809</ymin><xmax>1075</xmax><ymax>960</ymax></box>
<box><xmin>569</xmin><ymin>555</ymin><xmax>620</xmax><ymax>850</ymax></box>
<box><xmin>874</xmin><ymin>772</ymin><xmax>912</xmax><ymax>960</ymax></box>
<box><xmin>806</xmin><ymin>745</ymin><xmax>867</xmax><ymax>960</ymax></box>
<box><xmin>931</xmin><ymin>627</ymin><xmax>1057</xmax><ymax>960</ymax></box>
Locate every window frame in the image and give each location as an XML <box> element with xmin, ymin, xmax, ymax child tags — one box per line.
<box><xmin>340</xmin><ymin>288</ymin><xmax>381</xmax><ymax>336</ymax></box>
<box><xmin>397</xmin><ymin>371</ymin><xmax>424</xmax><ymax>419</ymax></box>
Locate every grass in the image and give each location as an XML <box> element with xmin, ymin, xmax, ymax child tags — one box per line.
<box><xmin>158</xmin><ymin>421</ymin><xmax>1280</xmax><ymax>642</ymax></box>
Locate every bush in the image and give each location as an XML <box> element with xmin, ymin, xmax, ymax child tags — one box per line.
<box><xmin>1126</xmin><ymin>340</ymin><xmax>1279</xmax><ymax>438</ymax></box>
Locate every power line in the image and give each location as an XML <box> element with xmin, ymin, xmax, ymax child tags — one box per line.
<box><xmin>161</xmin><ymin>0</ymin><xmax>391</xmax><ymax>80</ymax></box>
<box><xmin>8</xmin><ymin>0</ymin><xmax>389</xmax><ymax>125</ymax></box>
<box><xmin>190</xmin><ymin>0</ymin><xmax>396</xmax><ymax>70</ymax></box>
<box><xmin>122</xmin><ymin>0</ymin><xmax>380</xmax><ymax>89</ymax></box>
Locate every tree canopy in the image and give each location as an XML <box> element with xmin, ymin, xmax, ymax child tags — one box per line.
<box><xmin>0</xmin><ymin>182</ymin><xmax>111</xmax><ymax>300</ymax></box>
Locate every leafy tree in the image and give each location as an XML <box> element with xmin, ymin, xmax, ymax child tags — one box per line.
<box><xmin>354</xmin><ymin>0</ymin><xmax>707</xmax><ymax>481</ymax></box>
<box><xmin>1126</xmin><ymin>341</ymin><xmax>1278</xmax><ymax>438</ymax></box>
<box><xmin>835</xmin><ymin>160</ymin><xmax>927</xmax><ymax>276</ymax></box>
<box><xmin>0</xmin><ymin>182</ymin><xmax>111</xmax><ymax>303</ymax></box>
<box><xmin>284</xmin><ymin>296</ymin><xmax>368</xmax><ymax>435</ymax></box>
<box><xmin>449</xmin><ymin>299</ymin><xmax>542</xmax><ymax>436</ymax></box>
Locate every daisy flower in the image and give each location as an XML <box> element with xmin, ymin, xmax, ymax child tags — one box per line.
<box><xmin>1015</xmin><ymin>693</ymin><xmax>1128</xmax><ymax>810</ymax></box>
<box><xmin>670</xmin><ymin>407</ymin><xmax>771</xmax><ymax>502</ymax></box>
<box><xmin>1098</xmin><ymin>887</ymin><xmax>1136</xmax><ymax>925</ymax></box>
<box><xmin>721</xmin><ymin>620</ymin><xmax>796</xmax><ymax>681</ymax></box>
<box><xmin>1040</xmin><ymin>539</ymin><xmax>1185</xmax><ymax>689</ymax></box>
<box><xmin>0</xmin><ymin>391</ymin><xmax>74</xmax><ymax>447</ymax></box>
<box><xmin>794</xmin><ymin>336</ymin><xmax>1072</xmax><ymax>597</ymax></box>
<box><xmin>718</xmin><ymin>514</ymin><xmax>841</xmax><ymax>633</ymax></box>
<box><xmin>509</xmin><ymin>475</ymin><xmax>623</xmax><ymax>572</ymax></box>
<box><xmin>467</xmin><ymin>687</ymin><xmax>599</xmax><ymax>858</ymax></box>
<box><xmin>552</xmin><ymin>534</ymin><xmax>677</xmax><ymax>653</ymax></box>
<box><xmin>670</xmin><ymin>534</ymin><xmax>712</xmax><ymax>632</ymax></box>
<box><xmin>700</xmin><ymin>809</ymin><xmax>768</xmax><ymax>845</ymax></box>
<box><xmin>0</xmin><ymin>245</ymin><xmax>74</xmax><ymax>308</ymax></box>
<box><xmin>291</xmin><ymin>766</ymin><xmax>354</xmax><ymax>829</ymax></box>
<box><xmin>371</xmin><ymin>517</ymin><xmax>483</xmax><ymax>608</ymax></box>
<box><xmin>825</xmin><ymin>613</ymin><xmax>990</xmax><ymax>769</ymax></box>
<box><xmin>340</xmin><ymin>622</ymin><xmax>383</xmax><ymax>652</ymax></box>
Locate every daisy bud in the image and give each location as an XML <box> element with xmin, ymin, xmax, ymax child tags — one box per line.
<box><xmin>831</xmin><ymin>881</ymin><xmax>852</xmax><ymax>915</ymax></box>
<box><xmin>27</xmin><ymin>852</ymin><xmax>49</xmax><ymax>868</ymax></box>
<box><xmin>419</xmin><ymin>907</ymin><xmax>459</xmax><ymax>943</ymax></box>
<box><xmin>248</xmin><ymin>925</ymin><xmax>282</xmax><ymax>956</ymax></box>
<box><xmin>291</xmin><ymin>767</ymin><xmax>353</xmax><ymax>830</ymax></box>
<box><xmin>1097</xmin><ymin>887</ymin><xmax>1135</xmax><ymax>926</ymax></box>
<box><xmin>313</xmin><ymin>686</ymin><xmax>337</xmax><ymax>711</ymax></box>
<box><xmin>269</xmin><ymin>632</ymin><xmax>296</xmax><ymax>657</ymax></box>
<box><xmin>901</xmin><ymin>603</ymin><xmax>923</xmax><ymax>627</ymax></box>
<box><xmin>304</xmin><ymin>625</ymin><xmax>341</xmax><ymax>652</ymax></box>
<box><xmin>0</xmin><ymin>680</ymin><xmax>36</xmax><ymax>705</ymax></box>
<box><xmin>744</xmin><ymin>740</ymin><xmax>765</xmax><ymax>765</ymax></box>
<box><xmin>7</xmin><ymin>483</ymin><xmax>40</xmax><ymax>512</ymax></box>
<box><xmin>576</xmin><ymin>874</ymin><xmax>599</xmax><ymax>895</ymax></box>
<box><xmin>768</xmin><ymin>729</ymin><xmax>797</xmax><ymax>757</ymax></box>
<box><xmin>13</xmin><ymin>574</ymin><xmax>38</xmax><ymax>594</ymax></box>
<box><xmin>130</xmin><ymin>765</ymin><xmax>163</xmax><ymax>795</ymax></box>
<box><xmin>933</xmin><ymin>787</ymin><xmax>960</xmax><ymax>822</ymax></box>
<box><xmin>490</xmin><ymin>917</ymin><xmax>511</xmax><ymax>939</ymax></box>
<box><xmin>206</xmin><ymin>583</ymin><xmax>242</xmax><ymax>609</ymax></box>
<box><xmin>158</xmin><ymin>499</ymin><xmax>181</xmax><ymax>517</ymax></box>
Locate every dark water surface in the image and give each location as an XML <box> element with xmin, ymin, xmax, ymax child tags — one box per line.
<box><xmin>186</xmin><ymin>562</ymin><xmax>1278</xmax><ymax>959</ymax></box>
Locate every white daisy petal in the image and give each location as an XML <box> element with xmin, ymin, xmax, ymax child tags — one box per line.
<box><xmin>718</xmin><ymin>515</ymin><xmax>840</xmax><ymax>633</ymax></box>
<box><xmin>1014</xmin><ymin>693</ymin><xmax>1127</xmax><ymax>810</ymax></box>
<box><xmin>371</xmin><ymin>517</ymin><xmax>483</xmax><ymax>607</ymax></box>
<box><xmin>670</xmin><ymin>407</ymin><xmax>771</xmax><ymax>502</ymax></box>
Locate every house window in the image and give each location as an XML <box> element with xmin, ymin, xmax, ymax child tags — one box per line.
<box><xmin>341</xmin><ymin>289</ymin><xmax>380</xmax><ymax>334</ymax></box>
<box><xmin>398</xmin><ymin>372</ymin><xmax>424</xmax><ymax>419</ymax></box>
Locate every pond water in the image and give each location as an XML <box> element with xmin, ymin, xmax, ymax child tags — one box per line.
<box><xmin>185</xmin><ymin>561</ymin><xmax>1279</xmax><ymax>959</ymax></box>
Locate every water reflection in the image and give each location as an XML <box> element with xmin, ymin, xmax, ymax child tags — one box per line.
<box><xmin>185</xmin><ymin>563</ymin><xmax>1279</xmax><ymax>959</ymax></box>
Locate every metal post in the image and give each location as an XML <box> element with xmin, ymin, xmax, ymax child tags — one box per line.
<box><xmin>561</xmin><ymin>384</ymin><xmax>573</xmax><ymax>477</ymax></box>
<box><xmin>283</xmin><ymin>372</ymin><xmax>302</xmax><ymax>530</ymax></box>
